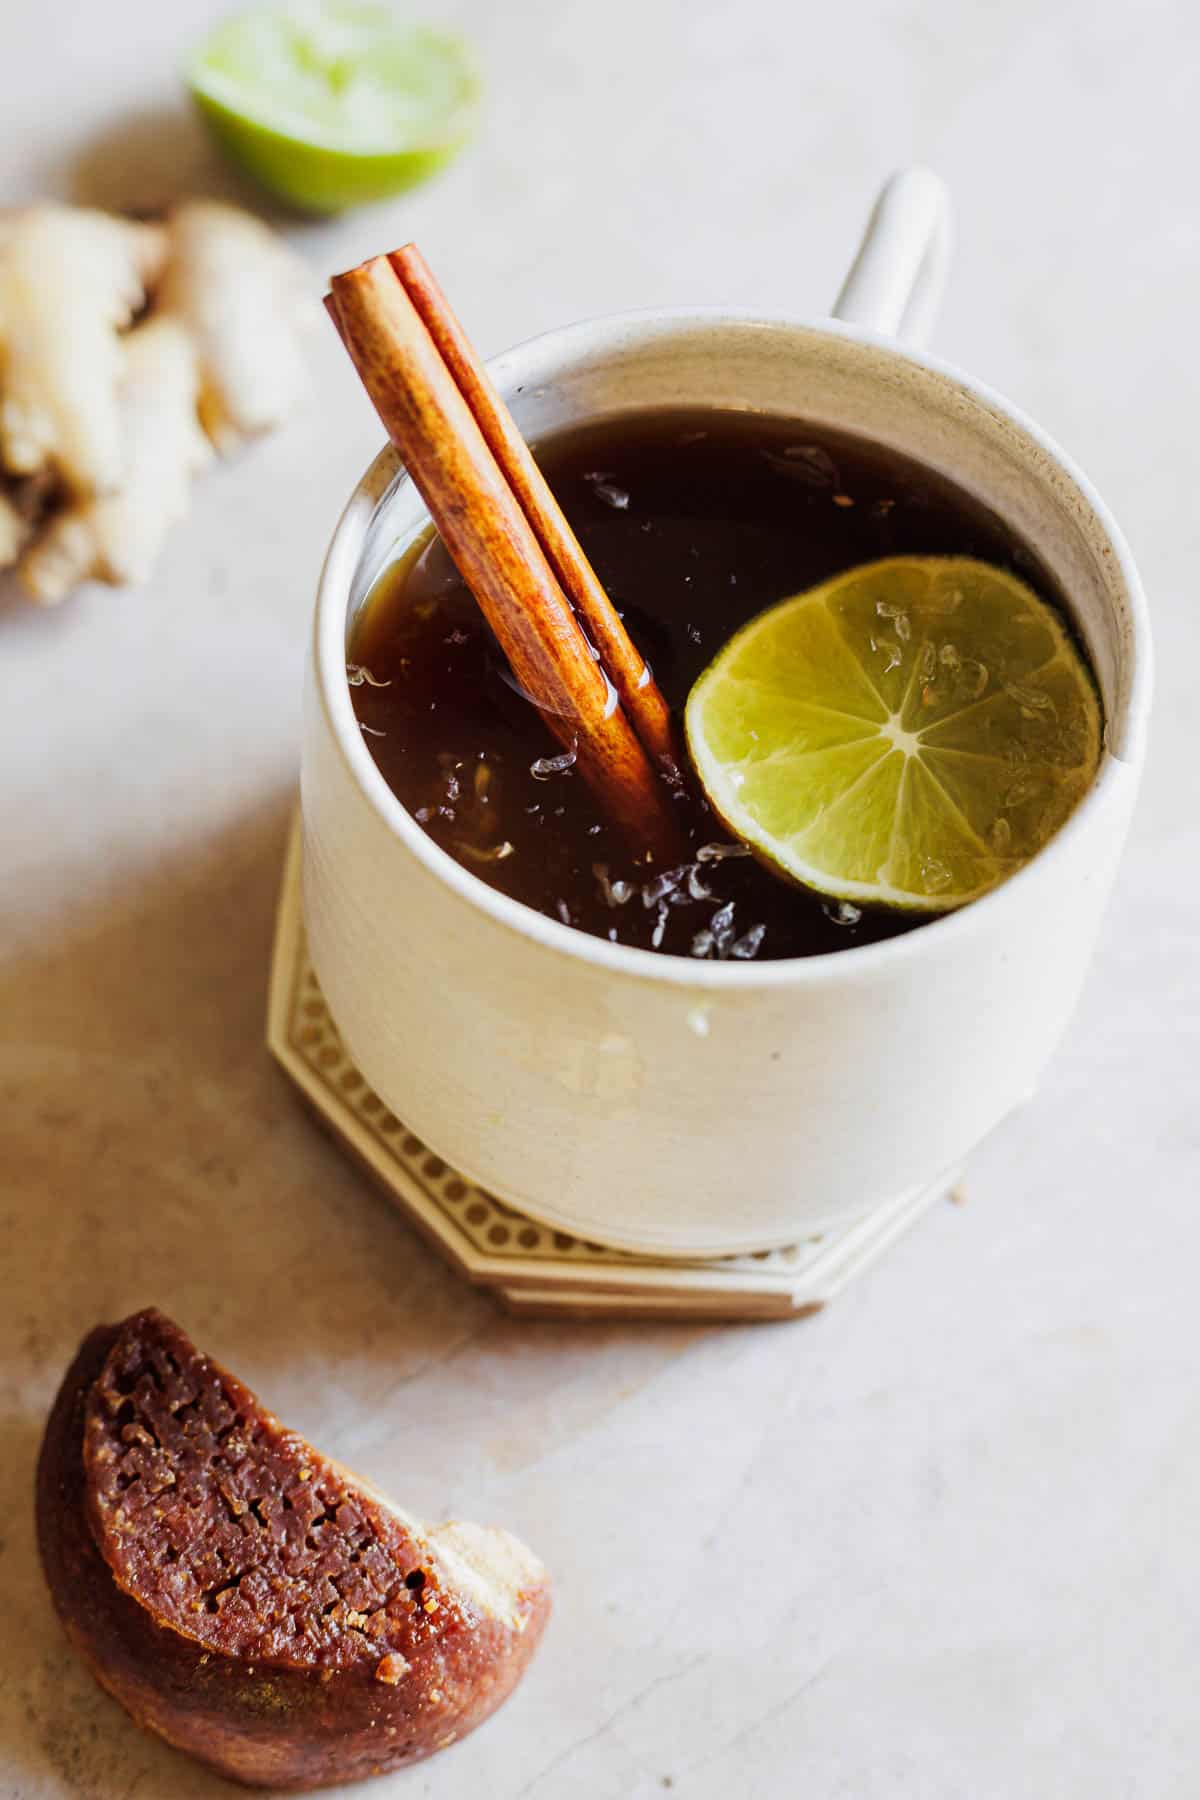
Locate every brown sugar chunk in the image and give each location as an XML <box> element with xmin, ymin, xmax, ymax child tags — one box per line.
<box><xmin>84</xmin><ymin>1311</ymin><xmax>446</xmax><ymax>1670</ymax></box>
<box><xmin>37</xmin><ymin>1309</ymin><xmax>550</xmax><ymax>1789</ymax></box>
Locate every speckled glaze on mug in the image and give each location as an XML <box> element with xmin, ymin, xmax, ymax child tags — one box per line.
<box><xmin>301</xmin><ymin>170</ymin><xmax>1151</xmax><ymax>1255</ymax></box>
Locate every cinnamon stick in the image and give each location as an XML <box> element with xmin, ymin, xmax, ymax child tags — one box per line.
<box><xmin>388</xmin><ymin>245</ymin><xmax>679</xmax><ymax>773</ymax></box>
<box><xmin>328</xmin><ymin>256</ymin><xmax>678</xmax><ymax>858</ymax></box>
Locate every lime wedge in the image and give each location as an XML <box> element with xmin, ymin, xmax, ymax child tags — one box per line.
<box><xmin>685</xmin><ymin>556</ymin><xmax>1103</xmax><ymax>912</ymax></box>
<box><xmin>187</xmin><ymin>2</ymin><xmax>477</xmax><ymax>213</ymax></box>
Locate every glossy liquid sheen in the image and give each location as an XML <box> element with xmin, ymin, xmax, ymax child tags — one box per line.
<box><xmin>350</xmin><ymin>410</ymin><xmax>1071</xmax><ymax>961</ymax></box>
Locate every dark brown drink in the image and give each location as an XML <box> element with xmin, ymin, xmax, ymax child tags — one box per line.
<box><xmin>349</xmin><ymin>409</ymin><xmax>1067</xmax><ymax>960</ymax></box>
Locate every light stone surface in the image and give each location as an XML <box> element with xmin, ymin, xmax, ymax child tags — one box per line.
<box><xmin>1</xmin><ymin>1</ymin><xmax>1196</xmax><ymax>1795</ymax></box>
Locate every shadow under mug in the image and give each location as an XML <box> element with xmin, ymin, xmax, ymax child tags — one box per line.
<box><xmin>301</xmin><ymin>169</ymin><xmax>1151</xmax><ymax>1257</ymax></box>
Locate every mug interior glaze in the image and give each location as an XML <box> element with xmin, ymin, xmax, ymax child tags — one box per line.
<box><xmin>303</xmin><ymin>174</ymin><xmax>1150</xmax><ymax>1254</ymax></box>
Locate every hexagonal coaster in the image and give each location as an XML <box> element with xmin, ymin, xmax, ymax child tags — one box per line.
<box><xmin>269</xmin><ymin>817</ymin><xmax>952</xmax><ymax>1319</ymax></box>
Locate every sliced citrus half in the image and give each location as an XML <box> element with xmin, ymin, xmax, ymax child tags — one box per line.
<box><xmin>188</xmin><ymin>2</ymin><xmax>478</xmax><ymax>214</ymax></box>
<box><xmin>685</xmin><ymin>555</ymin><xmax>1103</xmax><ymax>912</ymax></box>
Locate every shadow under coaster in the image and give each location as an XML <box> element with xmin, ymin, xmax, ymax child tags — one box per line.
<box><xmin>268</xmin><ymin>818</ymin><xmax>954</xmax><ymax>1321</ymax></box>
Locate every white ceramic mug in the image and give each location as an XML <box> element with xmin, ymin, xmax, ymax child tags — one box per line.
<box><xmin>301</xmin><ymin>169</ymin><xmax>1151</xmax><ymax>1257</ymax></box>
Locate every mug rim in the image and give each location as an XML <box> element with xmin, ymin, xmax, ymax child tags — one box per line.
<box><xmin>313</xmin><ymin>305</ymin><xmax>1151</xmax><ymax>993</ymax></box>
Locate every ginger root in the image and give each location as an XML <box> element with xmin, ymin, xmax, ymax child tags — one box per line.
<box><xmin>20</xmin><ymin>319</ymin><xmax>213</xmax><ymax>603</ymax></box>
<box><xmin>0</xmin><ymin>199</ymin><xmax>312</xmax><ymax>604</ymax></box>
<box><xmin>0</xmin><ymin>208</ymin><xmax>166</xmax><ymax>495</ymax></box>
<box><xmin>159</xmin><ymin>201</ymin><xmax>310</xmax><ymax>450</ymax></box>
<box><xmin>0</xmin><ymin>490</ymin><xmax>25</xmax><ymax>567</ymax></box>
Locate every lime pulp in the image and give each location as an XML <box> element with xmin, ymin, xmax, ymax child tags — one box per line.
<box><xmin>685</xmin><ymin>556</ymin><xmax>1103</xmax><ymax>913</ymax></box>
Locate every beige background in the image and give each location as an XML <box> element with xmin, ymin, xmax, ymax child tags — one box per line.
<box><xmin>2</xmin><ymin>0</ymin><xmax>1196</xmax><ymax>1795</ymax></box>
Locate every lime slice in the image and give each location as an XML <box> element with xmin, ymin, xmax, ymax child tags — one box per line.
<box><xmin>685</xmin><ymin>556</ymin><xmax>1103</xmax><ymax>912</ymax></box>
<box><xmin>187</xmin><ymin>2</ymin><xmax>478</xmax><ymax>214</ymax></box>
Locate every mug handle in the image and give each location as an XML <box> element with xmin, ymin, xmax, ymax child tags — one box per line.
<box><xmin>832</xmin><ymin>167</ymin><xmax>952</xmax><ymax>347</ymax></box>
